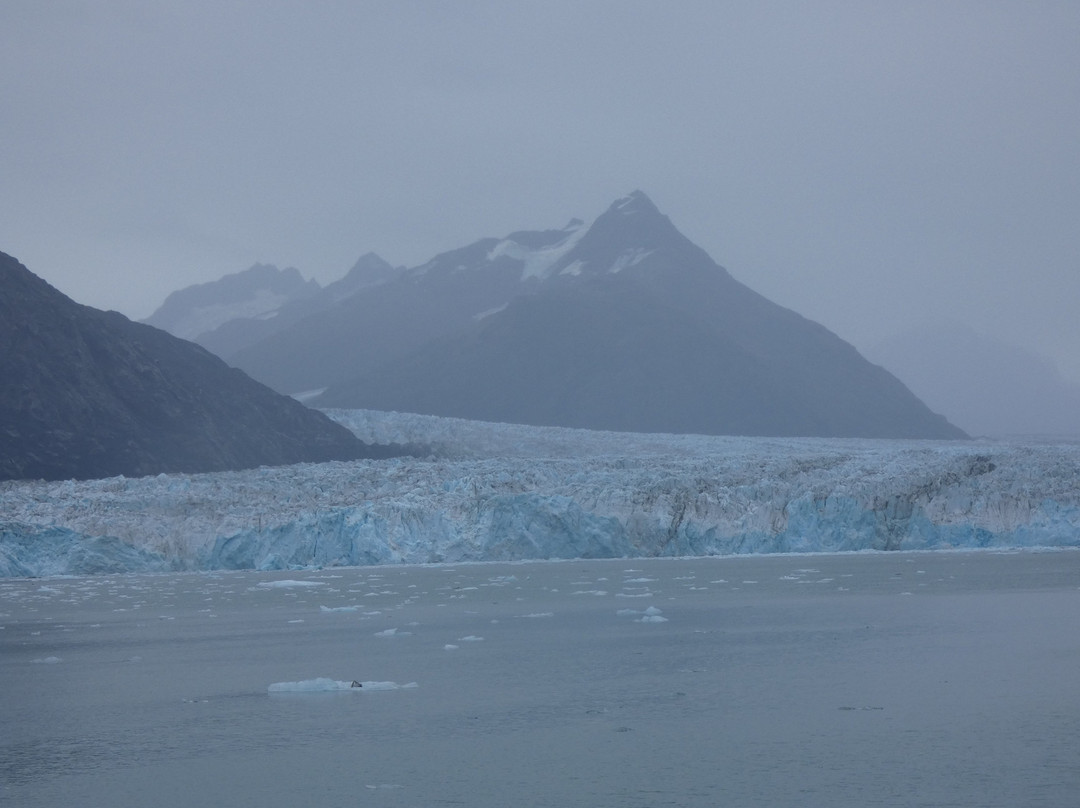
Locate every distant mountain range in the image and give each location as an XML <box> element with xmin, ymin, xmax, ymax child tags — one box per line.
<box><xmin>0</xmin><ymin>251</ymin><xmax>402</xmax><ymax>482</ymax></box>
<box><xmin>145</xmin><ymin>191</ymin><xmax>966</xmax><ymax>439</ymax></box>
<box><xmin>143</xmin><ymin>253</ymin><xmax>404</xmax><ymax>359</ymax></box>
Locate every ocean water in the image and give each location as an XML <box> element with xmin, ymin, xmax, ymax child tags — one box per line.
<box><xmin>2</xmin><ymin>551</ymin><xmax>1079</xmax><ymax>807</ymax></box>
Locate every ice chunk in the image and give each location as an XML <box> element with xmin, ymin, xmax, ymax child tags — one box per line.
<box><xmin>618</xmin><ymin>605</ymin><xmax>668</xmax><ymax>622</ymax></box>
<box><xmin>257</xmin><ymin>580</ymin><xmax>324</xmax><ymax>589</ymax></box>
<box><xmin>267</xmin><ymin>678</ymin><xmax>416</xmax><ymax>693</ymax></box>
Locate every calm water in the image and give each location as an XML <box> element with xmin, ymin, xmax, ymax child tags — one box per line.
<box><xmin>2</xmin><ymin>551</ymin><xmax>1079</xmax><ymax>807</ymax></box>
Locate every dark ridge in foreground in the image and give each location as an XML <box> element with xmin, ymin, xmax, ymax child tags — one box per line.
<box><xmin>0</xmin><ymin>251</ymin><xmax>404</xmax><ymax>482</ymax></box>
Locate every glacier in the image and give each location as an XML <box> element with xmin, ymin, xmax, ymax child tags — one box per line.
<box><xmin>1</xmin><ymin>409</ymin><xmax>1078</xmax><ymax>578</ymax></box>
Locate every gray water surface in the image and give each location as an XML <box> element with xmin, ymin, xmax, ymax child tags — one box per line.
<box><xmin>2</xmin><ymin>551</ymin><xmax>1079</xmax><ymax>807</ymax></box>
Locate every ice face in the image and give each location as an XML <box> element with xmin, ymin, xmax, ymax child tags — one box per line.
<box><xmin>2</xmin><ymin>410</ymin><xmax>1079</xmax><ymax>577</ymax></box>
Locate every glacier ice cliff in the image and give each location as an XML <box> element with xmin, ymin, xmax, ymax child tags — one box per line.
<box><xmin>1</xmin><ymin>410</ymin><xmax>1078</xmax><ymax>577</ymax></box>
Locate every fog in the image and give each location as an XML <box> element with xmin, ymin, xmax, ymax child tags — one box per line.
<box><xmin>3</xmin><ymin>2</ymin><xmax>1079</xmax><ymax>386</ymax></box>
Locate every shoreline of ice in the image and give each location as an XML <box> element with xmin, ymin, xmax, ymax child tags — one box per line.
<box><xmin>2</xmin><ymin>409</ymin><xmax>1079</xmax><ymax>578</ymax></box>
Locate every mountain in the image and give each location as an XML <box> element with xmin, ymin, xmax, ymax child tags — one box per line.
<box><xmin>143</xmin><ymin>253</ymin><xmax>402</xmax><ymax>361</ymax></box>
<box><xmin>0</xmin><ymin>251</ymin><xmax>397</xmax><ymax>482</ymax></box>
<box><xmin>867</xmin><ymin>321</ymin><xmax>1080</xmax><ymax>437</ymax></box>
<box><xmin>142</xmin><ymin>262</ymin><xmax>320</xmax><ymax>341</ymax></box>
<box><xmin>193</xmin><ymin>191</ymin><xmax>962</xmax><ymax>439</ymax></box>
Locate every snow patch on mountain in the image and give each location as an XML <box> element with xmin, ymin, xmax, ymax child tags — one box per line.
<box><xmin>614</xmin><ymin>191</ymin><xmax>649</xmax><ymax>213</ymax></box>
<box><xmin>485</xmin><ymin>219</ymin><xmax>589</xmax><ymax>281</ymax></box>
<box><xmin>143</xmin><ymin>263</ymin><xmax>318</xmax><ymax>342</ymax></box>
<box><xmin>167</xmin><ymin>289</ymin><xmax>294</xmax><ymax>340</ymax></box>
<box><xmin>609</xmin><ymin>248</ymin><xmax>653</xmax><ymax>273</ymax></box>
<box><xmin>473</xmin><ymin>303</ymin><xmax>509</xmax><ymax>321</ymax></box>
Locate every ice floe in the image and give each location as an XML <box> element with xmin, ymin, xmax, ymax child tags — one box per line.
<box><xmin>267</xmin><ymin>678</ymin><xmax>417</xmax><ymax>693</ymax></box>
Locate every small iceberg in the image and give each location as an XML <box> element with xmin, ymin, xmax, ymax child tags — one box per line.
<box><xmin>258</xmin><ymin>580</ymin><xmax>325</xmax><ymax>589</ymax></box>
<box><xmin>616</xmin><ymin>605</ymin><xmax>669</xmax><ymax>623</ymax></box>
<box><xmin>268</xmin><ymin>678</ymin><xmax>417</xmax><ymax>693</ymax></box>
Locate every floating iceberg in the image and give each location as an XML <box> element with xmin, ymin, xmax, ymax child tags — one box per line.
<box><xmin>267</xmin><ymin>679</ymin><xmax>417</xmax><ymax>693</ymax></box>
<box><xmin>258</xmin><ymin>580</ymin><xmax>325</xmax><ymax>589</ymax></box>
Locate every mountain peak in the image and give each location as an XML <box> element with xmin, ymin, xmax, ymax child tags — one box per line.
<box><xmin>609</xmin><ymin>189</ymin><xmax>660</xmax><ymax>217</ymax></box>
<box><xmin>142</xmin><ymin>263</ymin><xmax>319</xmax><ymax>339</ymax></box>
<box><xmin>560</xmin><ymin>190</ymin><xmax>698</xmax><ymax>274</ymax></box>
<box><xmin>342</xmin><ymin>252</ymin><xmax>395</xmax><ymax>282</ymax></box>
<box><xmin>328</xmin><ymin>253</ymin><xmax>401</xmax><ymax>300</ymax></box>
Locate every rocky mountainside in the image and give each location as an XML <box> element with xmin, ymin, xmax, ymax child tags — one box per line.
<box><xmin>211</xmin><ymin>191</ymin><xmax>962</xmax><ymax>438</ymax></box>
<box><xmin>0</xmin><ymin>251</ymin><xmax>397</xmax><ymax>482</ymax></box>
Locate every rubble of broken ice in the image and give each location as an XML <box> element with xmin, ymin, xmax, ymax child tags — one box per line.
<box><xmin>2</xmin><ymin>409</ymin><xmax>1078</xmax><ymax>578</ymax></box>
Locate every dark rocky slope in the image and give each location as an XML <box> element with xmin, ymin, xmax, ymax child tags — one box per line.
<box><xmin>0</xmin><ymin>251</ymin><xmax>393</xmax><ymax>482</ymax></box>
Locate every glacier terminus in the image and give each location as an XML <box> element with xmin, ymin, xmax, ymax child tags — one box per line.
<box><xmin>2</xmin><ymin>410</ymin><xmax>1078</xmax><ymax>578</ymax></box>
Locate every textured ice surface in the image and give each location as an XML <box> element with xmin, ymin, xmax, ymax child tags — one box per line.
<box><xmin>2</xmin><ymin>410</ymin><xmax>1079</xmax><ymax>577</ymax></box>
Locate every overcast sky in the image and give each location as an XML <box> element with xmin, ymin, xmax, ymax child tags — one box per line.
<box><xmin>3</xmin><ymin>2</ymin><xmax>1079</xmax><ymax>382</ymax></box>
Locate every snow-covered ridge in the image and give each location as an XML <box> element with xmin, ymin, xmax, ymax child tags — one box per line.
<box><xmin>2</xmin><ymin>410</ymin><xmax>1078</xmax><ymax>578</ymax></box>
<box><xmin>485</xmin><ymin>219</ymin><xmax>589</xmax><ymax>281</ymax></box>
<box><xmin>167</xmin><ymin>289</ymin><xmax>292</xmax><ymax>340</ymax></box>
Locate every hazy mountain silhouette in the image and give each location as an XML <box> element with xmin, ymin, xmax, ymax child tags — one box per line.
<box><xmin>143</xmin><ymin>263</ymin><xmax>319</xmax><ymax>341</ymax></box>
<box><xmin>307</xmin><ymin>193</ymin><xmax>964</xmax><ymax>438</ymax></box>
<box><xmin>143</xmin><ymin>254</ymin><xmax>403</xmax><ymax>359</ymax></box>
<box><xmin>0</xmin><ymin>251</ymin><xmax>399</xmax><ymax>482</ymax></box>
<box><xmin>868</xmin><ymin>321</ymin><xmax>1080</xmax><ymax>437</ymax></box>
<box><xmin>184</xmin><ymin>192</ymin><xmax>958</xmax><ymax>438</ymax></box>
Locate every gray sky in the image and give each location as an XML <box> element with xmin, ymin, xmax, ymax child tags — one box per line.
<box><xmin>4</xmin><ymin>1</ymin><xmax>1079</xmax><ymax>382</ymax></box>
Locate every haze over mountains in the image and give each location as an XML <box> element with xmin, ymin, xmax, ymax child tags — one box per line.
<box><xmin>868</xmin><ymin>322</ymin><xmax>1080</xmax><ymax>438</ymax></box>
<box><xmin>0</xmin><ymin>251</ymin><xmax>397</xmax><ymax>482</ymax></box>
<box><xmin>146</xmin><ymin>192</ymin><xmax>964</xmax><ymax>440</ymax></box>
<box><xmin>144</xmin><ymin>253</ymin><xmax>404</xmax><ymax>359</ymax></box>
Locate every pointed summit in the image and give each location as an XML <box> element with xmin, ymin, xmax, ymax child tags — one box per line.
<box><xmin>609</xmin><ymin>189</ymin><xmax>662</xmax><ymax>216</ymax></box>
<box><xmin>587</xmin><ymin>190</ymin><xmax>686</xmax><ymax>248</ymax></box>
<box><xmin>327</xmin><ymin>253</ymin><xmax>401</xmax><ymax>301</ymax></box>
<box><xmin>557</xmin><ymin>190</ymin><xmax>703</xmax><ymax>276</ymax></box>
